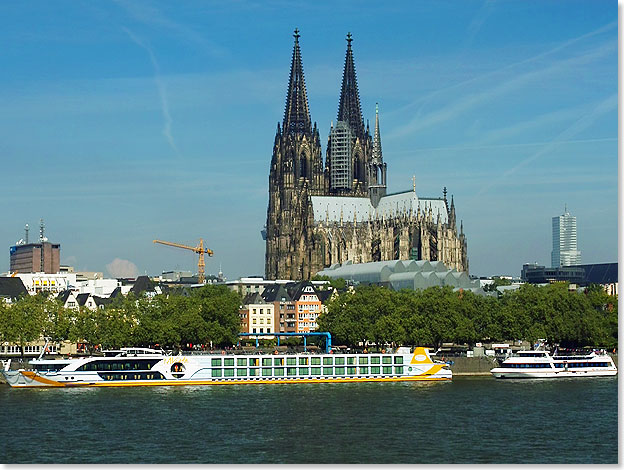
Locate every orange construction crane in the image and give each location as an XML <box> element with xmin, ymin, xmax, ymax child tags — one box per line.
<box><xmin>153</xmin><ymin>239</ymin><xmax>214</xmax><ymax>284</ymax></box>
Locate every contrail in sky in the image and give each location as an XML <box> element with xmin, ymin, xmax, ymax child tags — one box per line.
<box><xmin>122</xmin><ymin>26</ymin><xmax>181</xmax><ymax>158</ymax></box>
<box><xmin>473</xmin><ymin>93</ymin><xmax>617</xmax><ymax>197</ymax></box>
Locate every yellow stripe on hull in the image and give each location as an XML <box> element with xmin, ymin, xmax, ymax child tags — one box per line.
<box><xmin>10</xmin><ymin>373</ymin><xmax>450</xmax><ymax>388</ymax></box>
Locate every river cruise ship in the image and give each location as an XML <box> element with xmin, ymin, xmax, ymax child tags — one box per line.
<box><xmin>490</xmin><ymin>349</ymin><xmax>617</xmax><ymax>379</ymax></box>
<box><xmin>1</xmin><ymin>346</ymin><xmax>451</xmax><ymax>388</ymax></box>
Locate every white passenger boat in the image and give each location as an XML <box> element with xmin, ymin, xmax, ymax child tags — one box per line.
<box><xmin>1</xmin><ymin>346</ymin><xmax>451</xmax><ymax>388</ymax></box>
<box><xmin>490</xmin><ymin>349</ymin><xmax>617</xmax><ymax>379</ymax></box>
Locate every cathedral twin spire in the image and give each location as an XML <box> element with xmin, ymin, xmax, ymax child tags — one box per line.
<box><xmin>283</xmin><ymin>28</ymin><xmax>312</xmax><ymax>136</ymax></box>
<box><xmin>337</xmin><ymin>32</ymin><xmax>365</xmax><ymax>139</ymax></box>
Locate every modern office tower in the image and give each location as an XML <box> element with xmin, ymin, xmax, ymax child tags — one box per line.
<box><xmin>551</xmin><ymin>207</ymin><xmax>581</xmax><ymax>267</ymax></box>
<box><xmin>9</xmin><ymin>220</ymin><xmax>60</xmax><ymax>274</ymax></box>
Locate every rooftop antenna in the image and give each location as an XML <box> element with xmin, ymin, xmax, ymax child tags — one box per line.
<box><xmin>39</xmin><ymin>218</ymin><xmax>47</xmax><ymax>242</ymax></box>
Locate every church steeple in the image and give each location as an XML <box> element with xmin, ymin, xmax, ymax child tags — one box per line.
<box><xmin>337</xmin><ymin>32</ymin><xmax>364</xmax><ymax>139</ymax></box>
<box><xmin>372</xmin><ymin>103</ymin><xmax>382</xmax><ymax>163</ymax></box>
<box><xmin>283</xmin><ymin>28</ymin><xmax>312</xmax><ymax>135</ymax></box>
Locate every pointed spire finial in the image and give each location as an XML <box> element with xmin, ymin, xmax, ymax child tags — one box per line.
<box><xmin>337</xmin><ymin>32</ymin><xmax>364</xmax><ymax>138</ymax></box>
<box><xmin>283</xmin><ymin>29</ymin><xmax>311</xmax><ymax>135</ymax></box>
<box><xmin>413</xmin><ymin>175</ymin><xmax>416</xmax><ymax>193</ymax></box>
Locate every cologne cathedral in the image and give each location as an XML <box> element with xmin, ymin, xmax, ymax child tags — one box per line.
<box><xmin>265</xmin><ymin>30</ymin><xmax>468</xmax><ymax>280</ymax></box>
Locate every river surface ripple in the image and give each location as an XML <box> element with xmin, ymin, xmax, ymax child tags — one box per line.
<box><xmin>0</xmin><ymin>376</ymin><xmax>617</xmax><ymax>464</ymax></box>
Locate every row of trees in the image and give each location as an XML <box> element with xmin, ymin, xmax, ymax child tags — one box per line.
<box><xmin>0</xmin><ymin>282</ymin><xmax>617</xmax><ymax>358</ymax></box>
<box><xmin>317</xmin><ymin>283</ymin><xmax>617</xmax><ymax>349</ymax></box>
<box><xmin>0</xmin><ymin>285</ymin><xmax>241</xmax><ymax>358</ymax></box>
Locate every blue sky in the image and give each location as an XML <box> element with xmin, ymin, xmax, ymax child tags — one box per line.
<box><xmin>0</xmin><ymin>0</ymin><xmax>617</xmax><ymax>280</ymax></box>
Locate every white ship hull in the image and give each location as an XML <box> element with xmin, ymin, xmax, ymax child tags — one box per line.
<box><xmin>2</xmin><ymin>347</ymin><xmax>452</xmax><ymax>388</ymax></box>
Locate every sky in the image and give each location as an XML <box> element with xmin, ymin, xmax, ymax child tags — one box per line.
<box><xmin>0</xmin><ymin>0</ymin><xmax>618</xmax><ymax>280</ymax></box>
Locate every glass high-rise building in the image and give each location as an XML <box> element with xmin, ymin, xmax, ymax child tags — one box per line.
<box><xmin>551</xmin><ymin>207</ymin><xmax>581</xmax><ymax>267</ymax></box>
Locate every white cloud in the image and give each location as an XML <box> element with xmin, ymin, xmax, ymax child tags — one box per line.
<box><xmin>106</xmin><ymin>258</ymin><xmax>139</xmax><ymax>278</ymax></box>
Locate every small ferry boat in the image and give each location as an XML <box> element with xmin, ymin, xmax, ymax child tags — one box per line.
<box><xmin>490</xmin><ymin>349</ymin><xmax>617</xmax><ymax>379</ymax></box>
<box><xmin>1</xmin><ymin>346</ymin><xmax>451</xmax><ymax>388</ymax></box>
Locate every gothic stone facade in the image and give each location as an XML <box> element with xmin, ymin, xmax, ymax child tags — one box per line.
<box><xmin>265</xmin><ymin>31</ymin><xmax>468</xmax><ymax>280</ymax></box>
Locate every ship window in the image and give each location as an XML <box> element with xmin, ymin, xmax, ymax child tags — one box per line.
<box><xmin>299</xmin><ymin>367</ymin><xmax>309</xmax><ymax>375</ymax></box>
<box><xmin>323</xmin><ymin>357</ymin><xmax>333</xmax><ymax>365</ymax></box>
<box><xmin>236</xmin><ymin>368</ymin><xmax>247</xmax><ymax>376</ymax></box>
<box><xmin>262</xmin><ymin>368</ymin><xmax>272</xmax><ymax>377</ymax></box>
<box><xmin>323</xmin><ymin>367</ymin><xmax>333</xmax><ymax>375</ymax></box>
<box><xmin>274</xmin><ymin>368</ymin><xmax>284</xmax><ymax>376</ymax></box>
<box><xmin>359</xmin><ymin>367</ymin><xmax>368</xmax><ymax>374</ymax></box>
<box><xmin>395</xmin><ymin>366</ymin><xmax>403</xmax><ymax>374</ymax></box>
<box><xmin>335</xmin><ymin>367</ymin><xmax>345</xmax><ymax>375</ymax></box>
<box><xmin>334</xmin><ymin>357</ymin><xmax>345</xmax><ymax>365</ymax></box>
<box><xmin>249</xmin><ymin>368</ymin><xmax>259</xmax><ymax>376</ymax></box>
<box><xmin>250</xmin><ymin>358</ymin><xmax>258</xmax><ymax>367</ymax></box>
<box><xmin>383</xmin><ymin>366</ymin><xmax>392</xmax><ymax>374</ymax></box>
<box><xmin>212</xmin><ymin>369</ymin><xmax>222</xmax><ymax>377</ymax></box>
<box><xmin>224</xmin><ymin>358</ymin><xmax>234</xmax><ymax>367</ymax></box>
<box><xmin>371</xmin><ymin>367</ymin><xmax>380</xmax><ymax>374</ymax></box>
<box><xmin>371</xmin><ymin>357</ymin><xmax>380</xmax><ymax>364</ymax></box>
<box><xmin>287</xmin><ymin>367</ymin><xmax>297</xmax><ymax>376</ymax></box>
<box><xmin>347</xmin><ymin>357</ymin><xmax>356</xmax><ymax>365</ymax></box>
<box><xmin>382</xmin><ymin>356</ymin><xmax>392</xmax><ymax>364</ymax></box>
<box><xmin>359</xmin><ymin>357</ymin><xmax>368</xmax><ymax>365</ymax></box>
<box><xmin>224</xmin><ymin>368</ymin><xmax>234</xmax><ymax>377</ymax></box>
<box><xmin>311</xmin><ymin>357</ymin><xmax>321</xmax><ymax>365</ymax></box>
<box><xmin>286</xmin><ymin>358</ymin><xmax>296</xmax><ymax>366</ymax></box>
<box><xmin>311</xmin><ymin>367</ymin><xmax>321</xmax><ymax>375</ymax></box>
<box><xmin>347</xmin><ymin>367</ymin><xmax>356</xmax><ymax>375</ymax></box>
<box><xmin>299</xmin><ymin>357</ymin><xmax>308</xmax><ymax>366</ymax></box>
<box><xmin>394</xmin><ymin>356</ymin><xmax>403</xmax><ymax>365</ymax></box>
<box><xmin>262</xmin><ymin>358</ymin><xmax>272</xmax><ymax>366</ymax></box>
<box><xmin>274</xmin><ymin>358</ymin><xmax>283</xmax><ymax>366</ymax></box>
<box><xmin>237</xmin><ymin>358</ymin><xmax>247</xmax><ymax>366</ymax></box>
<box><xmin>211</xmin><ymin>358</ymin><xmax>222</xmax><ymax>367</ymax></box>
